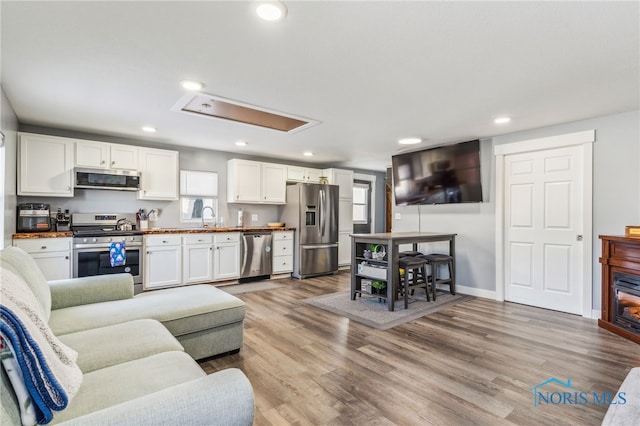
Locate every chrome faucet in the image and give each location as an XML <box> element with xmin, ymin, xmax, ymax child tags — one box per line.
<box><xmin>201</xmin><ymin>205</ymin><xmax>215</xmax><ymax>228</ymax></box>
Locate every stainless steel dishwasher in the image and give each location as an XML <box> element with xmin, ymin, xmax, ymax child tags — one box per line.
<box><xmin>240</xmin><ymin>232</ymin><xmax>273</xmax><ymax>279</ymax></box>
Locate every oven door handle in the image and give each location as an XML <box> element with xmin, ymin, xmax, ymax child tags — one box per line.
<box><xmin>73</xmin><ymin>244</ymin><xmax>142</xmax><ymax>250</ymax></box>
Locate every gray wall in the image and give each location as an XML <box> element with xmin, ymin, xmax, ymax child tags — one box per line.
<box><xmin>392</xmin><ymin>109</ymin><xmax>640</xmax><ymax>310</ymax></box>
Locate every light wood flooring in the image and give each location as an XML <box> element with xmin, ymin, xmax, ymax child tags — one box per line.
<box><xmin>200</xmin><ymin>271</ymin><xmax>640</xmax><ymax>426</ymax></box>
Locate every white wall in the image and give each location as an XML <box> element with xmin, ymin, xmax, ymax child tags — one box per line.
<box><xmin>1</xmin><ymin>87</ymin><xmax>19</xmax><ymax>248</ymax></box>
<box><xmin>392</xmin><ymin>110</ymin><xmax>640</xmax><ymax>309</ymax></box>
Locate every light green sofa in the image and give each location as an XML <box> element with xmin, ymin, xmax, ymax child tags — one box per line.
<box><xmin>0</xmin><ymin>246</ymin><xmax>254</xmax><ymax>425</ymax></box>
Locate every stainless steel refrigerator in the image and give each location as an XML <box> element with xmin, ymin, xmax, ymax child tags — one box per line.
<box><xmin>281</xmin><ymin>183</ymin><xmax>339</xmax><ymax>278</ymax></box>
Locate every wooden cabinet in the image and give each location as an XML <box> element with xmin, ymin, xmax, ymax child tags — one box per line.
<box><xmin>227</xmin><ymin>159</ymin><xmax>286</xmax><ymax>204</ymax></box>
<box><xmin>13</xmin><ymin>238</ymin><xmax>72</xmax><ymax>281</ymax></box>
<box><xmin>286</xmin><ymin>166</ymin><xmax>323</xmax><ymax>183</ymax></box>
<box><xmin>75</xmin><ymin>140</ymin><xmax>139</xmax><ymax>170</ymax></box>
<box><xmin>272</xmin><ymin>231</ymin><xmax>294</xmax><ymax>274</ymax></box>
<box><xmin>138</xmin><ymin>147</ymin><xmax>179</xmax><ymax>200</ymax></box>
<box><xmin>182</xmin><ymin>234</ymin><xmax>213</xmax><ymax>284</ymax></box>
<box><xmin>213</xmin><ymin>233</ymin><xmax>240</xmax><ymax>280</ymax></box>
<box><xmin>18</xmin><ymin>133</ymin><xmax>74</xmax><ymax>197</ymax></box>
<box><xmin>144</xmin><ymin>235</ymin><xmax>182</xmax><ymax>289</ymax></box>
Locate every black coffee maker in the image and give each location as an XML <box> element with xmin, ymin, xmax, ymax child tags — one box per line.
<box><xmin>54</xmin><ymin>208</ymin><xmax>71</xmax><ymax>231</ymax></box>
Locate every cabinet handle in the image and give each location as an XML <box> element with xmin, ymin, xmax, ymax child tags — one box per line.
<box><xmin>101</xmin><ymin>160</ymin><xmax>105</xmax><ymax>165</ymax></box>
<box><xmin>41</xmin><ymin>246</ymin><xmax>47</xmax><ymax>249</ymax></box>
<box><xmin>111</xmin><ymin>161</ymin><xmax>116</xmax><ymax>166</ymax></box>
<box><xmin>65</xmin><ymin>256</ymin><xmax>69</xmax><ymax>260</ymax></box>
<box><xmin>162</xmin><ymin>240</ymin><xmax>168</xmax><ymax>244</ymax></box>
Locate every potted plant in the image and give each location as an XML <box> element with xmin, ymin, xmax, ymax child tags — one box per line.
<box><xmin>371</xmin><ymin>280</ymin><xmax>386</xmax><ymax>296</ymax></box>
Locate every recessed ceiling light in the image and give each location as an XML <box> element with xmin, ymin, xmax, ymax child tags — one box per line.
<box><xmin>494</xmin><ymin>116</ymin><xmax>511</xmax><ymax>124</ymax></box>
<box><xmin>398</xmin><ymin>137</ymin><xmax>422</xmax><ymax>145</ymax></box>
<box><xmin>235</xmin><ymin>141</ymin><xmax>247</xmax><ymax>146</ymax></box>
<box><xmin>256</xmin><ymin>2</ymin><xmax>287</xmax><ymax>21</ymax></box>
<box><xmin>180</xmin><ymin>80</ymin><xmax>204</xmax><ymax>91</ymax></box>
<box><xmin>303</xmin><ymin>151</ymin><xmax>313</xmax><ymax>157</ymax></box>
<box><xmin>142</xmin><ymin>126</ymin><xmax>156</xmax><ymax>133</ymax></box>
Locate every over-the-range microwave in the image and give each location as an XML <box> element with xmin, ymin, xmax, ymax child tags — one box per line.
<box><xmin>74</xmin><ymin>168</ymin><xmax>141</xmax><ymax>191</ymax></box>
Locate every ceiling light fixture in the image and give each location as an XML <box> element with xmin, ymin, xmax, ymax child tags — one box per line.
<box><xmin>235</xmin><ymin>141</ymin><xmax>247</xmax><ymax>146</ymax></box>
<box><xmin>256</xmin><ymin>2</ymin><xmax>287</xmax><ymax>21</ymax></box>
<box><xmin>494</xmin><ymin>116</ymin><xmax>511</xmax><ymax>124</ymax></box>
<box><xmin>142</xmin><ymin>126</ymin><xmax>156</xmax><ymax>133</ymax></box>
<box><xmin>180</xmin><ymin>80</ymin><xmax>204</xmax><ymax>91</ymax></box>
<box><xmin>398</xmin><ymin>137</ymin><xmax>422</xmax><ymax>145</ymax></box>
<box><xmin>303</xmin><ymin>151</ymin><xmax>313</xmax><ymax>157</ymax></box>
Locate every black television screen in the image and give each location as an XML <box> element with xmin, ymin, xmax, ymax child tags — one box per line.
<box><xmin>392</xmin><ymin>139</ymin><xmax>483</xmax><ymax>205</ymax></box>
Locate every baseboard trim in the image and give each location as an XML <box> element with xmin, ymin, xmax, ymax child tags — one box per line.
<box><xmin>439</xmin><ymin>284</ymin><xmax>496</xmax><ymax>300</ymax></box>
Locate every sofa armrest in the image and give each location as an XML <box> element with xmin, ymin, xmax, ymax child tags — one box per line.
<box><xmin>58</xmin><ymin>368</ymin><xmax>255</xmax><ymax>426</ymax></box>
<box><xmin>49</xmin><ymin>274</ymin><xmax>134</xmax><ymax>309</ymax></box>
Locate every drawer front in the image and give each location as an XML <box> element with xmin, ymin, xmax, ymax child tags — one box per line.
<box><xmin>273</xmin><ymin>239</ymin><xmax>293</xmax><ymax>256</ymax></box>
<box><xmin>14</xmin><ymin>238</ymin><xmax>71</xmax><ymax>253</ymax></box>
<box><xmin>213</xmin><ymin>232</ymin><xmax>240</xmax><ymax>243</ymax></box>
<box><xmin>145</xmin><ymin>235</ymin><xmax>182</xmax><ymax>247</ymax></box>
<box><xmin>182</xmin><ymin>234</ymin><xmax>213</xmax><ymax>245</ymax></box>
<box><xmin>272</xmin><ymin>231</ymin><xmax>293</xmax><ymax>241</ymax></box>
<box><xmin>272</xmin><ymin>255</ymin><xmax>293</xmax><ymax>274</ymax></box>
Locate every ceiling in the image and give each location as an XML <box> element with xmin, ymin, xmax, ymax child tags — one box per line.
<box><xmin>2</xmin><ymin>1</ymin><xmax>639</xmax><ymax>172</ymax></box>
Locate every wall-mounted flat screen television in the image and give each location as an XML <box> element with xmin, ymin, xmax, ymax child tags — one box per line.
<box><xmin>392</xmin><ymin>139</ymin><xmax>483</xmax><ymax>205</ymax></box>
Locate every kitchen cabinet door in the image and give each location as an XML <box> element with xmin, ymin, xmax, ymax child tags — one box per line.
<box><xmin>213</xmin><ymin>233</ymin><xmax>240</xmax><ymax>280</ymax></box>
<box><xmin>183</xmin><ymin>244</ymin><xmax>213</xmax><ymax>284</ymax></box>
<box><xmin>18</xmin><ymin>133</ymin><xmax>74</xmax><ymax>197</ymax></box>
<box><xmin>109</xmin><ymin>144</ymin><xmax>138</xmax><ymax>170</ymax></box>
<box><xmin>138</xmin><ymin>147</ymin><xmax>179</xmax><ymax>200</ymax></box>
<box><xmin>75</xmin><ymin>140</ymin><xmax>109</xmax><ymax>169</ymax></box>
<box><xmin>144</xmin><ymin>235</ymin><xmax>182</xmax><ymax>289</ymax></box>
<box><xmin>338</xmin><ymin>231</ymin><xmax>352</xmax><ymax>267</ymax></box>
<box><xmin>14</xmin><ymin>238</ymin><xmax>72</xmax><ymax>280</ymax></box>
<box><xmin>324</xmin><ymin>168</ymin><xmax>354</xmax><ymax>199</ymax></box>
<box><xmin>227</xmin><ymin>159</ymin><xmax>261</xmax><ymax>202</ymax></box>
<box><xmin>261</xmin><ymin>163</ymin><xmax>286</xmax><ymax>203</ymax></box>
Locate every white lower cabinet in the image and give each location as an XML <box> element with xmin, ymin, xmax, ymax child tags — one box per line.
<box><xmin>338</xmin><ymin>232</ymin><xmax>352</xmax><ymax>267</ymax></box>
<box><xmin>144</xmin><ymin>235</ymin><xmax>182</xmax><ymax>290</ymax></box>
<box><xmin>213</xmin><ymin>233</ymin><xmax>240</xmax><ymax>280</ymax></box>
<box><xmin>272</xmin><ymin>231</ymin><xmax>294</xmax><ymax>274</ymax></box>
<box><xmin>182</xmin><ymin>234</ymin><xmax>214</xmax><ymax>284</ymax></box>
<box><xmin>13</xmin><ymin>238</ymin><xmax>72</xmax><ymax>281</ymax></box>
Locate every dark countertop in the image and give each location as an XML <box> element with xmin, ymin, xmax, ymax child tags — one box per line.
<box><xmin>13</xmin><ymin>227</ymin><xmax>295</xmax><ymax>239</ymax></box>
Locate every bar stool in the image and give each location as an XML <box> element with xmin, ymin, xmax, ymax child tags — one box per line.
<box><xmin>399</xmin><ymin>250</ymin><xmax>423</xmax><ymax>258</ymax></box>
<box><xmin>420</xmin><ymin>254</ymin><xmax>455</xmax><ymax>301</ymax></box>
<box><xmin>398</xmin><ymin>256</ymin><xmax>430</xmax><ymax>308</ymax></box>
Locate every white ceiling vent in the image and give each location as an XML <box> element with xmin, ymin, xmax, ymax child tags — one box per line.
<box><xmin>172</xmin><ymin>93</ymin><xmax>319</xmax><ymax>133</ymax></box>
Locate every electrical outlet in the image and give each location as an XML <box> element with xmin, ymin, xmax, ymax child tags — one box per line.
<box><xmin>251</xmin><ymin>214</ymin><xmax>258</xmax><ymax>222</ymax></box>
<box><xmin>395</xmin><ymin>213</ymin><xmax>401</xmax><ymax>220</ymax></box>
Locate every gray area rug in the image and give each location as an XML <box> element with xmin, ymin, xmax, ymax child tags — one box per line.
<box><xmin>220</xmin><ymin>281</ymin><xmax>284</xmax><ymax>295</ymax></box>
<box><xmin>304</xmin><ymin>289</ymin><xmax>474</xmax><ymax>330</ymax></box>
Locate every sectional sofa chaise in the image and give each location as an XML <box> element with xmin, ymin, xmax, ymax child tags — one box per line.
<box><xmin>0</xmin><ymin>246</ymin><xmax>254</xmax><ymax>425</ymax></box>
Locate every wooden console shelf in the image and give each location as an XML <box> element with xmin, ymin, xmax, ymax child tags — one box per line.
<box><xmin>599</xmin><ymin>235</ymin><xmax>640</xmax><ymax>344</ymax></box>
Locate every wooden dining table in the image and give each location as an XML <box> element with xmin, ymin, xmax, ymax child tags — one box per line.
<box><xmin>350</xmin><ymin>232</ymin><xmax>457</xmax><ymax>311</ymax></box>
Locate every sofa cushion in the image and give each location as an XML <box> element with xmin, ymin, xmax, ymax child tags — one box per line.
<box><xmin>58</xmin><ymin>319</ymin><xmax>184</xmax><ymax>373</ymax></box>
<box><xmin>49</xmin><ymin>351</ymin><xmax>205</xmax><ymax>424</ymax></box>
<box><xmin>49</xmin><ymin>285</ymin><xmax>245</xmax><ymax>337</ymax></box>
<box><xmin>0</xmin><ymin>247</ymin><xmax>51</xmax><ymax>320</ymax></box>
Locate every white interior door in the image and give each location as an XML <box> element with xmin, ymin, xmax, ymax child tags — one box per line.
<box><xmin>504</xmin><ymin>145</ymin><xmax>584</xmax><ymax>314</ymax></box>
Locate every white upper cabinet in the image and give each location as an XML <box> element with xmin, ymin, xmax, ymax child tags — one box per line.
<box><xmin>138</xmin><ymin>147</ymin><xmax>179</xmax><ymax>200</ymax></box>
<box><xmin>76</xmin><ymin>140</ymin><xmax>138</xmax><ymax>170</ymax></box>
<box><xmin>286</xmin><ymin>166</ymin><xmax>324</xmax><ymax>183</ymax></box>
<box><xmin>262</xmin><ymin>163</ymin><xmax>287</xmax><ymax>203</ymax></box>
<box><xmin>227</xmin><ymin>159</ymin><xmax>286</xmax><ymax>204</ymax></box>
<box><xmin>323</xmin><ymin>168</ymin><xmax>354</xmax><ymax>199</ymax></box>
<box><xmin>18</xmin><ymin>133</ymin><xmax>74</xmax><ymax>197</ymax></box>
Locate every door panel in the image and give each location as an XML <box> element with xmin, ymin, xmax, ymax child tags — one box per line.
<box><xmin>505</xmin><ymin>145</ymin><xmax>583</xmax><ymax>314</ymax></box>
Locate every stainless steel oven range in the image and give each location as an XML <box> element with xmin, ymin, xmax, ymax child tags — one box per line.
<box><xmin>72</xmin><ymin>213</ymin><xmax>143</xmax><ymax>293</ymax></box>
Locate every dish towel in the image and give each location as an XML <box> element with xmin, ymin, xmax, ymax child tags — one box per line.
<box><xmin>109</xmin><ymin>241</ymin><xmax>126</xmax><ymax>267</ymax></box>
<box><xmin>0</xmin><ymin>267</ymin><xmax>83</xmax><ymax>425</ymax></box>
